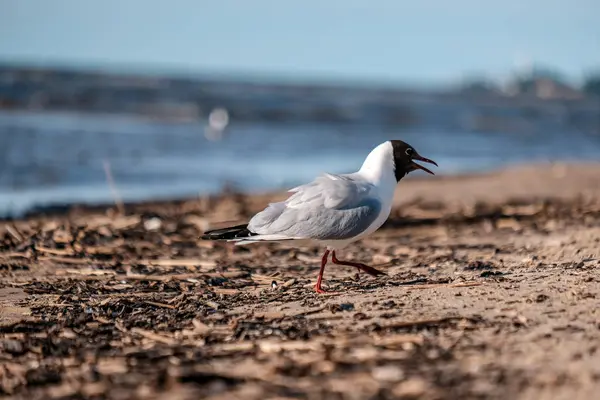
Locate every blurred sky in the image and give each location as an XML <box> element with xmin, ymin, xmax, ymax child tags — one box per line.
<box><xmin>1</xmin><ymin>0</ymin><xmax>599</xmax><ymax>85</ymax></box>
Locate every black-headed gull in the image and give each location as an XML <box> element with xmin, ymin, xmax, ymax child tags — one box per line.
<box><xmin>202</xmin><ymin>140</ymin><xmax>438</xmax><ymax>293</ymax></box>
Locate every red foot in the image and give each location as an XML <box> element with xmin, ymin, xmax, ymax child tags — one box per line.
<box><xmin>314</xmin><ymin>284</ymin><xmax>327</xmax><ymax>294</ymax></box>
<box><xmin>331</xmin><ymin>251</ymin><xmax>386</xmax><ymax>277</ymax></box>
<box><xmin>313</xmin><ymin>250</ymin><xmax>384</xmax><ymax>294</ymax></box>
<box><xmin>314</xmin><ymin>250</ymin><xmax>330</xmax><ymax>294</ymax></box>
<box><xmin>313</xmin><ymin>286</ymin><xmax>342</xmax><ymax>295</ymax></box>
<box><xmin>355</xmin><ymin>264</ymin><xmax>386</xmax><ymax>277</ymax></box>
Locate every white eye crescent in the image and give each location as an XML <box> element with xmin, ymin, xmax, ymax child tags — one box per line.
<box><xmin>405</xmin><ymin>148</ymin><xmax>414</xmax><ymax>156</ymax></box>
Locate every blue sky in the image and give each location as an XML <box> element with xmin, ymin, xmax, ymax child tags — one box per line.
<box><xmin>1</xmin><ymin>0</ymin><xmax>599</xmax><ymax>85</ymax></box>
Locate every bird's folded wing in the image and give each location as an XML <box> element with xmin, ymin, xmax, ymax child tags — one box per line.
<box><xmin>248</xmin><ymin>173</ymin><xmax>381</xmax><ymax>240</ymax></box>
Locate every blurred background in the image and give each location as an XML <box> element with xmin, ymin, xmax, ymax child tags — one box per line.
<box><xmin>1</xmin><ymin>0</ymin><xmax>599</xmax><ymax>217</ymax></box>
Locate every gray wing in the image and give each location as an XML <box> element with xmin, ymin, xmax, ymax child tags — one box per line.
<box><xmin>247</xmin><ymin>173</ymin><xmax>382</xmax><ymax>240</ymax></box>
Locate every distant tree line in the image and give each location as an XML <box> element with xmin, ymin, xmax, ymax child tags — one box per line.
<box><xmin>583</xmin><ymin>72</ymin><xmax>600</xmax><ymax>97</ymax></box>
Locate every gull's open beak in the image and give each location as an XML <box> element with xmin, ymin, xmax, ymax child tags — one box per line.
<box><xmin>410</xmin><ymin>154</ymin><xmax>438</xmax><ymax>175</ymax></box>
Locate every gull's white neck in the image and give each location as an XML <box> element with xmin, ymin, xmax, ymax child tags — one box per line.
<box><xmin>357</xmin><ymin>141</ymin><xmax>397</xmax><ymax>193</ymax></box>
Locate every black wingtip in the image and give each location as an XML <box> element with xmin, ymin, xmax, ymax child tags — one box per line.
<box><xmin>201</xmin><ymin>224</ymin><xmax>256</xmax><ymax>240</ymax></box>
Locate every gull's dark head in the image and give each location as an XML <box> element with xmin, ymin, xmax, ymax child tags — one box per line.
<box><xmin>390</xmin><ymin>140</ymin><xmax>438</xmax><ymax>182</ymax></box>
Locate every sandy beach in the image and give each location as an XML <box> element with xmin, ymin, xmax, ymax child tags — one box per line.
<box><xmin>1</xmin><ymin>163</ymin><xmax>599</xmax><ymax>400</ymax></box>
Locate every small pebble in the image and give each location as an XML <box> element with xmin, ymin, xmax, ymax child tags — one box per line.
<box><xmin>143</xmin><ymin>217</ymin><xmax>162</xmax><ymax>231</ymax></box>
<box><xmin>392</xmin><ymin>378</ymin><xmax>428</xmax><ymax>397</ymax></box>
<box><xmin>371</xmin><ymin>365</ymin><xmax>404</xmax><ymax>382</ymax></box>
<box><xmin>1</xmin><ymin>339</ymin><xmax>24</xmax><ymax>355</ymax></box>
<box><xmin>535</xmin><ymin>294</ymin><xmax>550</xmax><ymax>302</ymax></box>
<box><xmin>207</xmin><ymin>277</ymin><xmax>227</xmax><ymax>286</ymax></box>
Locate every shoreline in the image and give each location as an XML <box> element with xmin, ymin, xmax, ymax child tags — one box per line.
<box><xmin>6</xmin><ymin>161</ymin><xmax>599</xmax><ymax>222</ymax></box>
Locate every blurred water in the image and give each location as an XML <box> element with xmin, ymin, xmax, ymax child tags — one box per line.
<box><xmin>0</xmin><ymin>109</ymin><xmax>599</xmax><ymax>217</ymax></box>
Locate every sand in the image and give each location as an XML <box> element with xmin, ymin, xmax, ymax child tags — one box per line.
<box><xmin>1</xmin><ymin>163</ymin><xmax>599</xmax><ymax>400</ymax></box>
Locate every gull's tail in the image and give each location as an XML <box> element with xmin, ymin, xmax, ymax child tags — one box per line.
<box><xmin>201</xmin><ymin>224</ymin><xmax>295</xmax><ymax>245</ymax></box>
<box><xmin>201</xmin><ymin>224</ymin><xmax>255</xmax><ymax>240</ymax></box>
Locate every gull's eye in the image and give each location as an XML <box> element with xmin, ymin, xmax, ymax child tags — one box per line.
<box><xmin>405</xmin><ymin>148</ymin><xmax>414</xmax><ymax>156</ymax></box>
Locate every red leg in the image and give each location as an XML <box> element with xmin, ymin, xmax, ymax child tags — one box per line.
<box><xmin>314</xmin><ymin>250</ymin><xmax>330</xmax><ymax>293</ymax></box>
<box><xmin>331</xmin><ymin>251</ymin><xmax>386</xmax><ymax>277</ymax></box>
